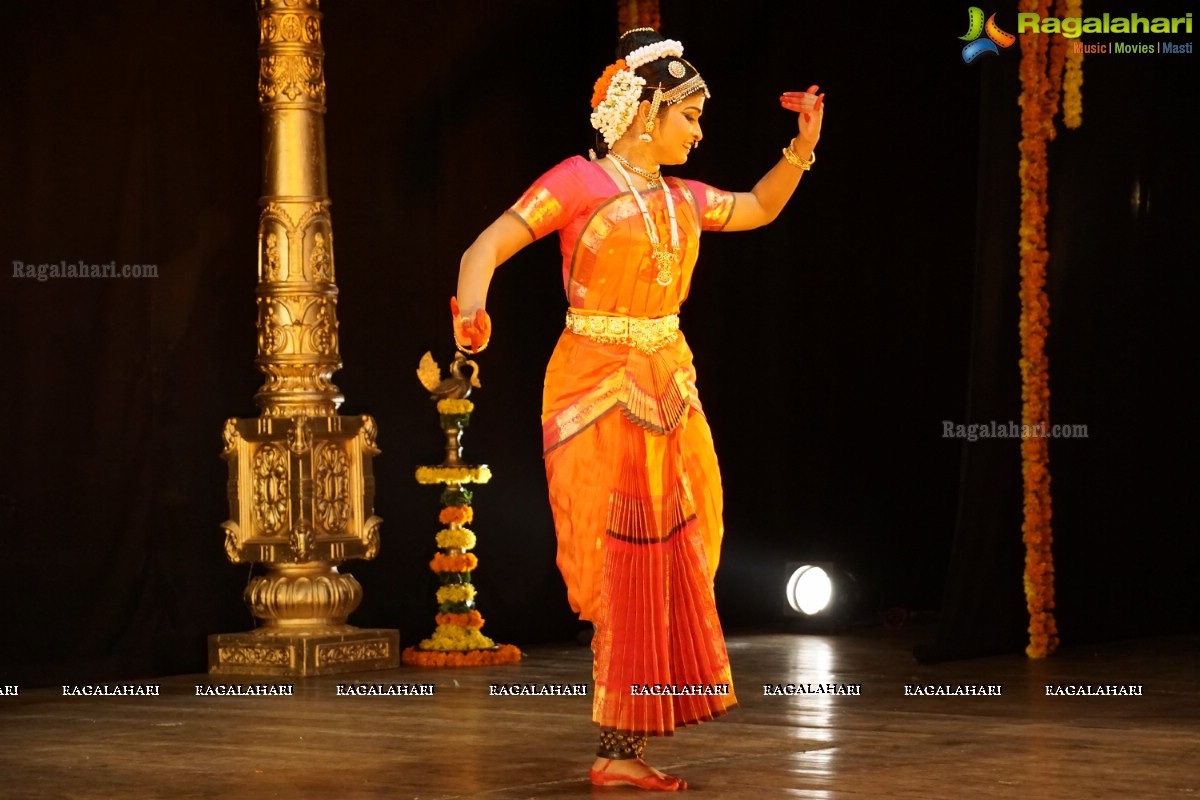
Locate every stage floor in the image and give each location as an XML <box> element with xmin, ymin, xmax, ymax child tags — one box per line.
<box><xmin>1</xmin><ymin>623</ymin><xmax>1197</xmax><ymax>799</ymax></box>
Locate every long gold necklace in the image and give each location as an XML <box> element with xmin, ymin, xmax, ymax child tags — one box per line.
<box><xmin>608</xmin><ymin>155</ymin><xmax>678</xmax><ymax>287</ymax></box>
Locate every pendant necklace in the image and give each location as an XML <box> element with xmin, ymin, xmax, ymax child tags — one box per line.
<box><xmin>608</xmin><ymin>154</ymin><xmax>678</xmax><ymax>287</ymax></box>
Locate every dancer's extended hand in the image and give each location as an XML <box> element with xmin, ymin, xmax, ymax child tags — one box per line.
<box><xmin>779</xmin><ymin>84</ymin><xmax>824</xmax><ymax>152</ymax></box>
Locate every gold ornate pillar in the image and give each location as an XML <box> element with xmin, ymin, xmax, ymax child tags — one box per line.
<box><xmin>207</xmin><ymin>0</ymin><xmax>399</xmax><ymax>676</ymax></box>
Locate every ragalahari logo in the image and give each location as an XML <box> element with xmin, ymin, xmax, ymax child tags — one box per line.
<box><xmin>960</xmin><ymin>7</ymin><xmax>1016</xmax><ymax>63</ymax></box>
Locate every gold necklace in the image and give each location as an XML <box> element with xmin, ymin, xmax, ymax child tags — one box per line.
<box><xmin>608</xmin><ymin>152</ymin><xmax>661</xmax><ymax>188</ymax></box>
<box><xmin>608</xmin><ymin>155</ymin><xmax>678</xmax><ymax>287</ymax></box>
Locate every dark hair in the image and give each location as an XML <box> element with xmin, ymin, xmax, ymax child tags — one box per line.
<box><xmin>616</xmin><ymin>29</ymin><xmax>701</xmax><ymax>100</ymax></box>
<box><xmin>593</xmin><ymin>29</ymin><xmax>702</xmax><ymax>156</ymax></box>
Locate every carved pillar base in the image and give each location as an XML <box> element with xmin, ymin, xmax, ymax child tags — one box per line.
<box><xmin>207</xmin><ymin>561</ymin><xmax>399</xmax><ymax>676</ymax></box>
<box><xmin>207</xmin><ymin>628</ymin><xmax>400</xmax><ymax>677</ymax></box>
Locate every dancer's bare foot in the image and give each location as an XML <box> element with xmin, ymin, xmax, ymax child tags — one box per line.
<box><xmin>589</xmin><ymin>757</ymin><xmax>687</xmax><ymax>790</ymax></box>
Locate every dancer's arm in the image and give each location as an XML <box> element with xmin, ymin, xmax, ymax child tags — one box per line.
<box><xmin>723</xmin><ymin>85</ymin><xmax>824</xmax><ymax>232</ymax></box>
<box><xmin>452</xmin><ymin>211</ymin><xmax>534</xmax><ymax>352</ymax></box>
<box><xmin>456</xmin><ymin>212</ymin><xmax>533</xmax><ymax>319</ymax></box>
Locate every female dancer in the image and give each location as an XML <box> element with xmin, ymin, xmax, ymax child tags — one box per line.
<box><xmin>453</xmin><ymin>27</ymin><xmax>823</xmax><ymax>791</ymax></box>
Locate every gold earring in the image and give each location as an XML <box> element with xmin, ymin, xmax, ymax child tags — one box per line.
<box><xmin>638</xmin><ymin>89</ymin><xmax>662</xmax><ymax>145</ymax></box>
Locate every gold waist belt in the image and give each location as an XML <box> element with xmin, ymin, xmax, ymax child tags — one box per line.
<box><xmin>565</xmin><ymin>310</ymin><xmax>680</xmax><ymax>354</ymax></box>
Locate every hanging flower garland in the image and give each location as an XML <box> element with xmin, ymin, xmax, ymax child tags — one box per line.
<box><xmin>1016</xmin><ymin>0</ymin><xmax>1083</xmax><ymax>659</ymax></box>
<box><xmin>1062</xmin><ymin>0</ymin><xmax>1084</xmax><ymax>129</ymax></box>
<box><xmin>618</xmin><ymin>0</ymin><xmax>660</xmax><ymax>35</ymax></box>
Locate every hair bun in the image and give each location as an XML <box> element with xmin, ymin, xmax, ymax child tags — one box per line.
<box><xmin>616</xmin><ymin>28</ymin><xmax>663</xmax><ymax>60</ymax></box>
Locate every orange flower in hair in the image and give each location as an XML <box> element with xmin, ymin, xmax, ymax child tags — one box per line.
<box><xmin>591</xmin><ymin>59</ymin><xmax>628</xmax><ymax>108</ymax></box>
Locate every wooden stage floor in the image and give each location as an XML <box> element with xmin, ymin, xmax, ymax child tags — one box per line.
<box><xmin>2</xmin><ymin>622</ymin><xmax>1197</xmax><ymax>799</ymax></box>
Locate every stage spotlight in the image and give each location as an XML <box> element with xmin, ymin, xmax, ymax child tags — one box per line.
<box><xmin>783</xmin><ymin>561</ymin><xmax>863</xmax><ymax>628</ymax></box>
<box><xmin>786</xmin><ymin>564</ymin><xmax>833</xmax><ymax>616</ymax></box>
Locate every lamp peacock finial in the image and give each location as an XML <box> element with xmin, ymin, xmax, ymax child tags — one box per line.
<box><xmin>417</xmin><ymin>351</ymin><xmax>481</xmax><ymax>401</ymax></box>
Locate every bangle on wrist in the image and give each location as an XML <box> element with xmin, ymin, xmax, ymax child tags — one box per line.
<box><xmin>782</xmin><ymin>139</ymin><xmax>816</xmax><ymax>170</ymax></box>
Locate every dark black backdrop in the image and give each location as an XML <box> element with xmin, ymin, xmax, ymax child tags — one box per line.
<box><xmin>1</xmin><ymin>0</ymin><xmax>1194</xmax><ymax>686</ymax></box>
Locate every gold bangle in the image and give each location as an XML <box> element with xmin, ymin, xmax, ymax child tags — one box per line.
<box><xmin>456</xmin><ymin>340</ymin><xmax>488</xmax><ymax>355</ymax></box>
<box><xmin>782</xmin><ymin>140</ymin><xmax>816</xmax><ymax>171</ymax></box>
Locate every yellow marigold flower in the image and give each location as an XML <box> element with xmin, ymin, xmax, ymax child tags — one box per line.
<box><xmin>437</xmin><ymin>399</ymin><xmax>475</xmax><ymax>416</ymax></box>
<box><xmin>421</xmin><ymin>624</ymin><xmax>495</xmax><ymax>652</ymax></box>
<box><xmin>436</xmin><ymin>584</ymin><xmax>476</xmax><ymax>605</ymax></box>
<box><xmin>435</xmin><ymin>527</ymin><xmax>476</xmax><ymax>551</ymax></box>
<box><xmin>415</xmin><ymin>465</ymin><xmax>493</xmax><ymax>485</ymax></box>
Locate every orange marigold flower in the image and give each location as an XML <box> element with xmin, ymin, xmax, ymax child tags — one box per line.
<box><xmin>438</xmin><ymin>505</ymin><xmax>474</xmax><ymax>526</ymax></box>
<box><xmin>401</xmin><ymin>644</ymin><xmax>522</xmax><ymax>667</ymax></box>
<box><xmin>429</xmin><ymin>552</ymin><xmax>479</xmax><ymax>573</ymax></box>
<box><xmin>436</xmin><ymin>611</ymin><xmax>486</xmax><ymax>629</ymax></box>
<box><xmin>591</xmin><ymin>59</ymin><xmax>628</xmax><ymax>109</ymax></box>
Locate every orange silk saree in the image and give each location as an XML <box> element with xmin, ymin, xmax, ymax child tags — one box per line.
<box><xmin>509</xmin><ymin>155</ymin><xmax>738</xmax><ymax>734</ymax></box>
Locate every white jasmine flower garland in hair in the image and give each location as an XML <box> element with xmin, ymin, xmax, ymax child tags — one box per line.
<box><xmin>624</xmin><ymin>39</ymin><xmax>683</xmax><ymax>70</ymax></box>
<box><xmin>590</xmin><ymin>65</ymin><xmax>646</xmax><ymax>147</ymax></box>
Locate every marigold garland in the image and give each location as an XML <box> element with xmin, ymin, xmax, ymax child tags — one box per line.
<box><xmin>438</xmin><ymin>505</ymin><xmax>474</xmax><ymax>526</ymax></box>
<box><xmin>435</xmin><ymin>527</ymin><xmax>477</xmax><ymax>551</ymax></box>
<box><xmin>590</xmin><ymin>66</ymin><xmax>646</xmax><ymax>147</ymax></box>
<box><xmin>420</xmin><ymin>623</ymin><xmax>495</xmax><ymax>652</ymax></box>
<box><xmin>1062</xmin><ymin>0</ymin><xmax>1084</xmax><ymax>128</ymax></box>
<box><xmin>1016</xmin><ymin>0</ymin><xmax>1082</xmax><ymax>659</ymax></box>
<box><xmin>436</xmin><ymin>399</ymin><xmax>474</xmax><ymax>416</ymax></box>
<box><xmin>401</xmin><ymin>644</ymin><xmax>523</xmax><ymax>668</ymax></box>
<box><xmin>415</xmin><ymin>465</ymin><xmax>492</xmax><ymax>485</ymax></box>
<box><xmin>436</xmin><ymin>610</ymin><xmax>485</xmax><ymax>629</ymax></box>
<box><xmin>435</xmin><ymin>583</ymin><xmax>476</xmax><ymax>605</ymax></box>
<box><xmin>592</xmin><ymin>59</ymin><xmax>628</xmax><ymax>109</ymax></box>
<box><xmin>430</xmin><ymin>552</ymin><xmax>478</xmax><ymax>573</ymax></box>
<box><xmin>618</xmin><ymin>0</ymin><xmax>660</xmax><ymax>36</ymax></box>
